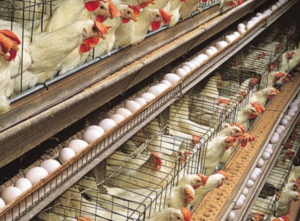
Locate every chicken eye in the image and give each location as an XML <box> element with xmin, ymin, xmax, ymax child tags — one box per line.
<box><xmin>156</xmin><ymin>14</ymin><xmax>160</xmax><ymax>17</ymax></box>
<box><xmin>127</xmin><ymin>10</ymin><xmax>131</xmax><ymax>14</ymax></box>
<box><xmin>177</xmin><ymin>217</ymin><xmax>181</xmax><ymax>220</ymax></box>
<box><xmin>100</xmin><ymin>5</ymin><xmax>105</xmax><ymax>9</ymax></box>
<box><xmin>92</xmin><ymin>26</ymin><xmax>97</xmax><ymax>31</ymax></box>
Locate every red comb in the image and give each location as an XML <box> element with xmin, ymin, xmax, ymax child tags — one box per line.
<box><xmin>197</xmin><ymin>173</ymin><xmax>208</xmax><ymax>185</ymax></box>
<box><xmin>128</xmin><ymin>5</ymin><xmax>141</xmax><ymax>16</ymax></box>
<box><xmin>108</xmin><ymin>1</ymin><xmax>120</xmax><ymax>18</ymax></box>
<box><xmin>216</xmin><ymin>170</ymin><xmax>229</xmax><ymax>180</ymax></box>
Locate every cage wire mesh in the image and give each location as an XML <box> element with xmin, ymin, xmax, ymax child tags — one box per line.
<box><xmin>248</xmin><ymin>120</ymin><xmax>300</xmax><ymax>221</ymax></box>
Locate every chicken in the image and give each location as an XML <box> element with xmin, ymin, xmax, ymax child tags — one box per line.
<box><xmin>251</xmin><ymin>195</ymin><xmax>277</xmax><ymax>216</ymax></box>
<box><xmin>117</xmin><ymin>0</ymin><xmax>155</xmax><ymax>8</ymax></box>
<box><xmin>276</xmin><ymin>190</ymin><xmax>300</xmax><ymax>216</ymax></box>
<box><xmin>201</xmin><ymin>136</ymin><xmax>236</xmax><ymax>175</ymax></box>
<box><xmin>165</xmin><ymin>184</ymin><xmax>195</xmax><ymax>209</ymax></box>
<box><xmin>191</xmin><ymin>171</ymin><xmax>229</xmax><ymax>207</ymax></box>
<box><xmin>131</xmin><ymin>8</ymin><xmax>171</xmax><ymax>44</ymax></box>
<box><xmin>168</xmin><ymin>0</ymin><xmax>186</xmax><ymax>27</ymax></box>
<box><xmin>178</xmin><ymin>173</ymin><xmax>208</xmax><ymax>190</ymax></box>
<box><xmin>13</xmin><ymin>20</ymin><xmax>109</xmax><ymax>92</ymax></box>
<box><xmin>250</xmin><ymin>87</ymin><xmax>280</xmax><ymax>107</ymax></box>
<box><xmin>237</xmin><ymin>102</ymin><xmax>265</xmax><ymax>130</ymax></box>
<box><xmin>37</xmin><ymin>211</ymin><xmax>78</xmax><ymax>221</ymax></box>
<box><xmin>113</xmin><ymin>4</ymin><xmax>141</xmax><ymax>49</ymax></box>
<box><xmin>91</xmin><ymin>5</ymin><xmax>139</xmax><ymax>58</ymax></box>
<box><xmin>179</xmin><ymin>0</ymin><xmax>201</xmax><ymax>20</ymax></box>
<box><xmin>267</xmin><ymin>71</ymin><xmax>291</xmax><ymax>87</ymax></box>
<box><xmin>146</xmin><ymin>207</ymin><xmax>193</xmax><ymax>221</ymax></box>
<box><xmin>271</xmin><ymin>217</ymin><xmax>290</xmax><ymax>221</ymax></box>
<box><xmin>280</xmin><ymin>48</ymin><xmax>300</xmax><ymax>73</ymax></box>
<box><xmin>293</xmin><ymin>165</ymin><xmax>300</xmax><ymax>178</ymax></box>
<box><xmin>146</xmin><ymin>0</ymin><xmax>169</xmax><ymax>9</ymax></box>
<box><xmin>220</xmin><ymin>0</ymin><xmax>242</xmax><ymax>8</ymax></box>
<box><xmin>0</xmin><ymin>30</ymin><xmax>21</xmax><ymax>113</ymax></box>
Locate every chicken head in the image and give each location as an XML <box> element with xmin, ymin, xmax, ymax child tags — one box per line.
<box><xmin>183</xmin><ymin>185</ymin><xmax>195</xmax><ymax>204</ymax></box>
<box><xmin>252</xmin><ymin>213</ymin><xmax>264</xmax><ymax>221</ymax></box>
<box><xmin>94</xmin><ymin>1</ymin><xmax>120</xmax><ymax>22</ymax></box>
<box><xmin>248</xmin><ymin>102</ymin><xmax>265</xmax><ymax>119</ymax></box>
<box><xmin>267</xmin><ymin>87</ymin><xmax>280</xmax><ymax>99</ymax></box>
<box><xmin>119</xmin><ymin>5</ymin><xmax>141</xmax><ymax>23</ymax></box>
<box><xmin>215</xmin><ymin>170</ymin><xmax>229</xmax><ymax>188</ymax></box>
<box><xmin>272</xmin><ymin>217</ymin><xmax>290</xmax><ymax>221</ymax></box>
<box><xmin>222</xmin><ymin>136</ymin><xmax>237</xmax><ymax>150</ymax></box>
<box><xmin>0</xmin><ymin>30</ymin><xmax>21</xmax><ymax>61</ymax></box>
<box><xmin>137</xmin><ymin>0</ymin><xmax>156</xmax><ymax>8</ymax></box>
<box><xmin>149</xmin><ymin>9</ymin><xmax>171</xmax><ymax>31</ymax></box>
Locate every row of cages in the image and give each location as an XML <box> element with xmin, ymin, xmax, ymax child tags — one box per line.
<box><xmin>0</xmin><ymin>0</ymin><xmax>222</xmax><ymax>109</ymax></box>
<box><xmin>248</xmin><ymin>119</ymin><xmax>300</xmax><ymax>221</ymax></box>
<box><xmin>1</xmin><ymin>3</ymin><xmax>299</xmax><ymax>220</ymax></box>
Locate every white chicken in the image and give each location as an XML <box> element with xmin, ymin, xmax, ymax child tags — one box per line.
<box><xmin>13</xmin><ymin>20</ymin><xmax>109</xmax><ymax>92</ymax></box>
<box><xmin>249</xmin><ymin>87</ymin><xmax>280</xmax><ymax>107</ymax></box>
<box><xmin>168</xmin><ymin>0</ymin><xmax>186</xmax><ymax>27</ymax></box>
<box><xmin>200</xmin><ymin>136</ymin><xmax>236</xmax><ymax>175</ymax></box>
<box><xmin>146</xmin><ymin>0</ymin><xmax>170</xmax><ymax>9</ymax></box>
<box><xmin>178</xmin><ymin>173</ymin><xmax>208</xmax><ymax>190</ymax></box>
<box><xmin>146</xmin><ymin>207</ymin><xmax>193</xmax><ymax>221</ymax></box>
<box><xmin>276</xmin><ymin>190</ymin><xmax>300</xmax><ymax>216</ymax></box>
<box><xmin>117</xmin><ymin>0</ymin><xmax>155</xmax><ymax>8</ymax></box>
<box><xmin>237</xmin><ymin>102</ymin><xmax>265</xmax><ymax>130</ymax></box>
<box><xmin>271</xmin><ymin>216</ymin><xmax>290</xmax><ymax>221</ymax></box>
<box><xmin>131</xmin><ymin>8</ymin><xmax>171</xmax><ymax>44</ymax></box>
<box><xmin>266</xmin><ymin>71</ymin><xmax>291</xmax><ymax>87</ymax></box>
<box><xmin>179</xmin><ymin>0</ymin><xmax>201</xmax><ymax>20</ymax></box>
<box><xmin>0</xmin><ymin>30</ymin><xmax>21</xmax><ymax>113</ymax></box>
<box><xmin>280</xmin><ymin>48</ymin><xmax>300</xmax><ymax>73</ymax></box>
<box><xmin>191</xmin><ymin>171</ymin><xmax>229</xmax><ymax>207</ymax></box>
<box><xmin>166</xmin><ymin>184</ymin><xmax>195</xmax><ymax>209</ymax></box>
<box><xmin>293</xmin><ymin>165</ymin><xmax>300</xmax><ymax>178</ymax></box>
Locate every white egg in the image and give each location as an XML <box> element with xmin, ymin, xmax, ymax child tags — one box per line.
<box><xmin>281</xmin><ymin>119</ymin><xmax>289</xmax><ymax>125</ymax></box>
<box><xmin>271</xmin><ymin>5</ymin><xmax>278</xmax><ymax>11</ymax></box>
<box><xmin>1</xmin><ymin>187</ymin><xmax>22</xmax><ymax>204</ymax></box>
<box><xmin>156</xmin><ymin>83</ymin><xmax>168</xmax><ymax>90</ymax></box>
<box><xmin>163</xmin><ymin>73</ymin><xmax>181</xmax><ymax>84</ymax></box>
<box><xmin>225</xmin><ymin>35</ymin><xmax>235</xmax><ymax>43</ymax></box>
<box><xmin>86</xmin><ymin>125</ymin><xmax>105</xmax><ymax>134</ymax></box>
<box><xmin>256</xmin><ymin>12</ymin><xmax>262</xmax><ymax>17</ymax></box>
<box><xmin>246</xmin><ymin>179</ymin><xmax>254</xmax><ymax>188</ymax></box>
<box><xmin>270</xmin><ymin>136</ymin><xmax>279</xmax><ymax>144</ymax></box>
<box><xmin>265</xmin><ymin>148</ymin><xmax>273</xmax><ymax>155</ymax></box>
<box><xmin>278</xmin><ymin>125</ymin><xmax>285</xmax><ymax>131</ymax></box>
<box><xmin>40</xmin><ymin>159</ymin><xmax>61</xmax><ymax>174</ymax></box>
<box><xmin>14</xmin><ymin>178</ymin><xmax>32</xmax><ymax>193</ymax></box>
<box><xmin>160</xmin><ymin>80</ymin><xmax>172</xmax><ymax>87</ymax></box>
<box><xmin>233</xmin><ymin>31</ymin><xmax>241</xmax><ymax>38</ymax></box>
<box><xmin>237</xmin><ymin>23</ymin><xmax>246</xmax><ymax>29</ymax></box>
<box><xmin>227</xmin><ymin>211</ymin><xmax>236</xmax><ymax>221</ymax></box>
<box><xmin>116</xmin><ymin>108</ymin><xmax>133</xmax><ymax>118</ymax></box>
<box><xmin>0</xmin><ymin>198</ymin><xmax>5</xmax><ymax>209</ymax></box>
<box><xmin>181</xmin><ymin>65</ymin><xmax>191</xmax><ymax>73</ymax></box>
<box><xmin>25</xmin><ymin>167</ymin><xmax>49</xmax><ymax>185</ymax></box>
<box><xmin>205</xmin><ymin>48</ymin><xmax>215</xmax><ymax>57</ymax></box>
<box><xmin>99</xmin><ymin>118</ymin><xmax>117</xmax><ymax>132</ymax></box>
<box><xmin>233</xmin><ymin>198</ymin><xmax>244</xmax><ymax>209</ymax></box>
<box><xmin>257</xmin><ymin>158</ymin><xmax>265</xmax><ymax>168</ymax></box>
<box><xmin>215</xmin><ymin>41</ymin><xmax>228</xmax><ymax>50</ymax></box>
<box><xmin>288</xmin><ymin>111</ymin><xmax>295</xmax><ymax>117</ymax></box>
<box><xmin>251</xmin><ymin>17</ymin><xmax>259</xmax><ymax>23</ymax></box>
<box><xmin>242</xmin><ymin>187</ymin><xmax>249</xmax><ymax>196</ymax></box>
<box><xmin>254</xmin><ymin>168</ymin><xmax>262</xmax><ymax>175</ymax></box>
<box><xmin>250</xmin><ymin>173</ymin><xmax>258</xmax><ymax>181</ymax></box>
<box><xmin>191</xmin><ymin>58</ymin><xmax>203</xmax><ymax>66</ymax></box>
<box><xmin>276</xmin><ymin>127</ymin><xmax>282</xmax><ymax>134</ymax></box>
<box><xmin>83</xmin><ymin>129</ymin><xmax>103</xmax><ymax>144</ymax></box>
<box><xmin>190</xmin><ymin>60</ymin><xmax>199</xmax><ymax>67</ymax></box>
<box><xmin>230</xmin><ymin>34</ymin><xmax>237</xmax><ymax>41</ymax></box>
<box><xmin>141</xmin><ymin>93</ymin><xmax>156</xmax><ymax>102</ymax></box>
<box><xmin>59</xmin><ymin>148</ymin><xmax>76</xmax><ymax>163</ymax></box>
<box><xmin>125</xmin><ymin>100</ymin><xmax>141</xmax><ymax>113</ymax></box>
<box><xmin>68</xmin><ymin>139</ymin><xmax>89</xmax><ymax>154</ymax></box>
<box><xmin>238</xmin><ymin>27</ymin><xmax>246</xmax><ymax>34</ymax></box>
<box><xmin>134</xmin><ymin>98</ymin><xmax>148</xmax><ymax>107</ymax></box>
<box><xmin>262</xmin><ymin>152</ymin><xmax>271</xmax><ymax>160</ymax></box>
<box><xmin>176</xmin><ymin>68</ymin><xmax>188</xmax><ymax>78</ymax></box>
<box><xmin>196</xmin><ymin>54</ymin><xmax>209</xmax><ymax>61</ymax></box>
<box><xmin>246</xmin><ymin>21</ymin><xmax>254</xmax><ymax>30</ymax></box>
<box><xmin>110</xmin><ymin>114</ymin><xmax>125</xmax><ymax>124</ymax></box>
<box><xmin>183</xmin><ymin>62</ymin><xmax>196</xmax><ymax>70</ymax></box>
<box><xmin>209</xmin><ymin>46</ymin><xmax>218</xmax><ymax>53</ymax></box>
<box><xmin>273</xmin><ymin>132</ymin><xmax>279</xmax><ymax>137</ymax></box>
<box><xmin>267</xmin><ymin>144</ymin><xmax>273</xmax><ymax>149</ymax></box>
<box><xmin>239</xmin><ymin>194</ymin><xmax>246</xmax><ymax>202</ymax></box>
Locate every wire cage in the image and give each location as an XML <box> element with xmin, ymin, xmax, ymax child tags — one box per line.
<box><xmin>248</xmin><ymin>120</ymin><xmax>300</xmax><ymax>221</ymax></box>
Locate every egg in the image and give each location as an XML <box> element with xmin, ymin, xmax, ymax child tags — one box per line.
<box><xmin>225</xmin><ymin>35</ymin><xmax>235</xmax><ymax>43</ymax></box>
<box><xmin>276</xmin><ymin>127</ymin><xmax>282</xmax><ymax>134</ymax></box>
<box><xmin>163</xmin><ymin>73</ymin><xmax>181</xmax><ymax>84</ymax></box>
<box><xmin>270</xmin><ymin>136</ymin><xmax>279</xmax><ymax>144</ymax></box>
<box><xmin>254</xmin><ymin>168</ymin><xmax>262</xmax><ymax>175</ymax></box>
<box><xmin>116</xmin><ymin>108</ymin><xmax>133</xmax><ymax>118</ymax></box>
<box><xmin>251</xmin><ymin>17</ymin><xmax>259</xmax><ymax>23</ymax></box>
<box><xmin>141</xmin><ymin>93</ymin><xmax>156</xmax><ymax>102</ymax></box>
<box><xmin>238</xmin><ymin>27</ymin><xmax>246</xmax><ymax>34</ymax></box>
<box><xmin>191</xmin><ymin>58</ymin><xmax>203</xmax><ymax>66</ymax></box>
<box><xmin>250</xmin><ymin>173</ymin><xmax>257</xmax><ymax>181</ymax></box>
<box><xmin>40</xmin><ymin>159</ymin><xmax>61</xmax><ymax>174</ymax></box>
<box><xmin>227</xmin><ymin>211</ymin><xmax>236</xmax><ymax>221</ymax></box>
<box><xmin>25</xmin><ymin>167</ymin><xmax>49</xmax><ymax>185</ymax></box>
<box><xmin>181</xmin><ymin>65</ymin><xmax>192</xmax><ymax>73</ymax></box>
<box><xmin>14</xmin><ymin>178</ymin><xmax>32</xmax><ymax>192</ymax></box>
<box><xmin>148</xmin><ymin>85</ymin><xmax>165</xmax><ymax>96</ymax></box>
<box><xmin>230</xmin><ymin>34</ymin><xmax>237</xmax><ymax>41</ymax></box>
<box><xmin>215</xmin><ymin>41</ymin><xmax>228</xmax><ymax>50</ymax></box>
<box><xmin>1</xmin><ymin>187</ymin><xmax>22</xmax><ymax>204</ymax></box>
<box><xmin>68</xmin><ymin>139</ymin><xmax>89</xmax><ymax>154</ymax></box>
<box><xmin>209</xmin><ymin>46</ymin><xmax>218</xmax><ymax>53</ymax></box>
<box><xmin>110</xmin><ymin>114</ymin><xmax>125</xmax><ymax>124</ymax></box>
<box><xmin>83</xmin><ymin>129</ymin><xmax>103</xmax><ymax>144</ymax></box>
<box><xmin>239</xmin><ymin>194</ymin><xmax>246</xmax><ymax>202</ymax></box>
<box><xmin>278</xmin><ymin>125</ymin><xmax>285</xmax><ymax>131</ymax></box>
<box><xmin>183</xmin><ymin>62</ymin><xmax>196</xmax><ymax>70</ymax></box>
<box><xmin>176</xmin><ymin>68</ymin><xmax>188</xmax><ymax>78</ymax></box>
<box><xmin>256</xmin><ymin>12</ymin><xmax>263</xmax><ymax>17</ymax></box>
<box><xmin>134</xmin><ymin>98</ymin><xmax>148</xmax><ymax>107</ymax></box>
<box><xmin>271</xmin><ymin>5</ymin><xmax>278</xmax><ymax>11</ymax></box>
<box><xmin>246</xmin><ymin>21</ymin><xmax>254</xmax><ymax>30</ymax></box>
<box><xmin>160</xmin><ymin>80</ymin><xmax>172</xmax><ymax>87</ymax></box>
<box><xmin>233</xmin><ymin>198</ymin><xmax>244</xmax><ymax>209</ymax></box>
<box><xmin>265</xmin><ymin>148</ymin><xmax>273</xmax><ymax>155</ymax></box>
<box><xmin>0</xmin><ymin>198</ymin><xmax>5</xmax><ymax>209</ymax></box>
<box><xmin>125</xmin><ymin>100</ymin><xmax>141</xmax><ymax>113</ymax></box>
<box><xmin>288</xmin><ymin>111</ymin><xmax>295</xmax><ymax>117</ymax></box>
<box><xmin>281</xmin><ymin>119</ymin><xmax>289</xmax><ymax>125</ymax></box>
<box><xmin>59</xmin><ymin>148</ymin><xmax>76</xmax><ymax>163</ymax></box>
<box><xmin>99</xmin><ymin>118</ymin><xmax>117</xmax><ymax>132</ymax></box>
<box><xmin>283</xmin><ymin>115</ymin><xmax>291</xmax><ymax>120</ymax></box>
<box><xmin>242</xmin><ymin>187</ymin><xmax>249</xmax><ymax>196</ymax></box>
<box><xmin>257</xmin><ymin>158</ymin><xmax>265</xmax><ymax>168</ymax></box>
<box><xmin>267</xmin><ymin>143</ymin><xmax>273</xmax><ymax>149</ymax></box>
<box><xmin>190</xmin><ymin>60</ymin><xmax>199</xmax><ymax>67</ymax></box>
<box><xmin>205</xmin><ymin>48</ymin><xmax>215</xmax><ymax>57</ymax></box>
<box><xmin>237</xmin><ymin>23</ymin><xmax>246</xmax><ymax>29</ymax></box>
<box><xmin>233</xmin><ymin>31</ymin><xmax>241</xmax><ymax>38</ymax></box>
<box><xmin>246</xmin><ymin>179</ymin><xmax>254</xmax><ymax>188</ymax></box>
<box><xmin>86</xmin><ymin>125</ymin><xmax>105</xmax><ymax>134</ymax></box>
<box><xmin>196</xmin><ymin>54</ymin><xmax>209</xmax><ymax>61</ymax></box>
<box><xmin>262</xmin><ymin>152</ymin><xmax>271</xmax><ymax>160</ymax></box>
<box><xmin>156</xmin><ymin>83</ymin><xmax>168</xmax><ymax>91</ymax></box>
<box><xmin>273</xmin><ymin>132</ymin><xmax>280</xmax><ymax>137</ymax></box>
